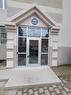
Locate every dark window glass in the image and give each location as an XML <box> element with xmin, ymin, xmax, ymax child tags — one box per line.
<box><xmin>1</xmin><ymin>33</ymin><xmax>6</xmax><ymax>38</ymax></box>
<box><xmin>41</xmin><ymin>39</ymin><xmax>48</xmax><ymax>52</ymax></box>
<box><xmin>0</xmin><ymin>26</ymin><xmax>6</xmax><ymax>44</ymax></box>
<box><xmin>18</xmin><ymin>54</ymin><xmax>26</xmax><ymax>66</ymax></box>
<box><xmin>18</xmin><ymin>38</ymin><xmax>26</xmax><ymax>52</ymax></box>
<box><xmin>0</xmin><ymin>0</ymin><xmax>3</xmax><ymax>8</ymax></box>
<box><xmin>41</xmin><ymin>54</ymin><xmax>48</xmax><ymax>65</ymax></box>
<box><xmin>18</xmin><ymin>27</ymin><xmax>26</xmax><ymax>36</ymax></box>
<box><xmin>0</xmin><ymin>26</ymin><xmax>5</xmax><ymax>33</ymax></box>
<box><xmin>1</xmin><ymin>39</ymin><xmax>6</xmax><ymax>44</ymax></box>
<box><xmin>29</xmin><ymin>40</ymin><xmax>38</xmax><ymax>64</ymax></box>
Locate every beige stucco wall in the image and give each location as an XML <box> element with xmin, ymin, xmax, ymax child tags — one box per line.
<box><xmin>0</xmin><ymin>9</ymin><xmax>7</xmax><ymax>25</ymax></box>
<box><xmin>12</xmin><ymin>0</ymin><xmax>63</xmax><ymax>9</ymax></box>
<box><xmin>7</xmin><ymin>7</ymin><xmax>22</xmax><ymax>17</ymax></box>
<box><xmin>57</xmin><ymin>0</ymin><xmax>71</xmax><ymax>65</ymax></box>
<box><xmin>19</xmin><ymin>15</ymin><xmax>47</xmax><ymax>27</ymax></box>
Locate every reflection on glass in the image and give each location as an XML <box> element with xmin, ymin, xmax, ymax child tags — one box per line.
<box><xmin>18</xmin><ymin>26</ymin><xmax>49</xmax><ymax>37</ymax></box>
<box><xmin>28</xmin><ymin>27</ymin><xmax>41</xmax><ymax>37</ymax></box>
<box><xmin>41</xmin><ymin>39</ymin><xmax>48</xmax><ymax>52</ymax></box>
<box><xmin>18</xmin><ymin>38</ymin><xmax>26</xmax><ymax>52</ymax></box>
<box><xmin>18</xmin><ymin>54</ymin><xmax>26</xmax><ymax>66</ymax></box>
<box><xmin>41</xmin><ymin>54</ymin><xmax>48</xmax><ymax>65</ymax></box>
<box><xmin>0</xmin><ymin>0</ymin><xmax>2</xmax><ymax>8</ymax></box>
<box><xmin>42</xmin><ymin>28</ymin><xmax>49</xmax><ymax>37</ymax></box>
<box><xmin>18</xmin><ymin>27</ymin><xmax>26</xmax><ymax>36</ymax></box>
<box><xmin>29</xmin><ymin>40</ymin><xmax>38</xmax><ymax>64</ymax></box>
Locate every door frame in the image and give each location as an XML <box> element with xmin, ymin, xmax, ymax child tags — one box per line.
<box><xmin>26</xmin><ymin>37</ymin><xmax>41</xmax><ymax>67</ymax></box>
<box><xmin>17</xmin><ymin>26</ymin><xmax>49</xmax><ymax>67</ymax></box>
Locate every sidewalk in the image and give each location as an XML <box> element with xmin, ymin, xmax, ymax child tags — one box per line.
<box><xmin>0</xmin><ymin>65</ymin><xmax>71</xmax><ymax>95</ymax></box>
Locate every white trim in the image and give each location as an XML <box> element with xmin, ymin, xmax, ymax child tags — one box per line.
<box><xmin>3</xmin><ymin>0</ymin><xmax>5</xmax><ymax>9</ymax></box>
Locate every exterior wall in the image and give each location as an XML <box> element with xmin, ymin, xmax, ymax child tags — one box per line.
<box><xmin>47</xmin><ymin>12</ymin><xmax>62</xmax><ymax>23</ymax></box>
<box><xmin>58</xmin><ymin>47</ymin><xmax>70</xmax><ymax>65</ymax></box>
<box><xmin>0</xmin><ymin>9</ymin><xmax>7</xmax><ymax>25</ymax></box>
<box><xmin>58</xmin><ymin>0</ymin><xmax>71</xmax><ymax>65</ymax></box>
<box><xmin>7</xmin><ymin>7</ymin><xmax>22</xmax><ymax>17</ymax></box>
<box><xmin>12</xmin><ymin>0</ymin><xmax>63</xmax><ymax>9</ymax></box>
<box><xmin>7</xmin><ymin>0</ymin><xmax>63</xmax><ymax>16</ymax></box>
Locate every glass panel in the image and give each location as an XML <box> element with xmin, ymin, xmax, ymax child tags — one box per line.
<box><xmin>1</xmin><ymin>39</ymin><xmax>6</xmax><ymax>44</ymax></box>
<box><xmin>41</xmin><ymin>54</ymin><xmax>48</xmax><ymax>65</ymax></box>
<box><xmin>1</xmin><ymin>33</ymin><xmax>6</xmax><ymax>38</ymax></box>
<box><xmin>41</xmin><ymin>39</ymin><xmax>48</xmax><ymax>52</ymax></box>
<box><xmin>18</xmin><ymin>26</ymin><xmax>26</xmax><ymax>36</ymax></box>
<box><xmin>42</xmin><ymin>28</ymin><xmax>49</xmax><ymax>37</ymax></box>
<box><xmin>4</xmin><ymin>0</ymin><xmax>7</xmax><ymax>8</ymax></box>
<box><xmin>0</xmin><ymin>0</ymin><xmax>3</xmax><ymax>8</ymax></box>
<box><xmin>28</xmin><ymin>26</ymin><xmax>41</xmax><ymax>37</ymax></box>
<box><xmin>18</xmin><ymin>54</ymin><xmax>26</xmax><ymax>66</ymax></box>
<box><xmin>0</xmin><ymin>26</ymin><xmax>6</xmax><ymax>33</ymax></box>
<box><xmin>29</xmin><ymin>40</ymin><xmax>38</xmax><ymax>64</ymax></box>
<box><xmin>18</xmin><ymin>38</ymin><xmax>26</xmax><ymax>52</ymax></box>
<box><xmin>0</xmin><ymin>26</ymin><xmax>6</xmax><ymax>44</ymax></box>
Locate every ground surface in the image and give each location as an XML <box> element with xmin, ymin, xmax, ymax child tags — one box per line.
<box><xmin>0</xmin><ymin>65</ymin><xmax>71</xmax><ymax>95</ymax></box>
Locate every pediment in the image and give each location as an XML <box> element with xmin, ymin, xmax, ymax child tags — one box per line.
<box><xmin>7</xmin><ymin>5</ymin><xmax>59</xmax><ymax>27</ymax></box>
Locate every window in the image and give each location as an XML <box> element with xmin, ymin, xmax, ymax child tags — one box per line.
<box><xmin>0</xmin><ymin>0</ymin><xmax>7</xmax><ymax>9</ymax></box>
<box><xmin>0</xmin><ymin>26</ymin><xmax>6</xmax><ymax>44</ymax></box>
<box><xmin>18</xmin><ymin>26</ymin><xmax>49</xmax><ymax>38</ymax></box>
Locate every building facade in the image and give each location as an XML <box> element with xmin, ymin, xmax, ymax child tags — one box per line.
<box><xmin>0</xmin><ymin>0</ymin><xmax>71</xmax><ymax>67</ymax></box>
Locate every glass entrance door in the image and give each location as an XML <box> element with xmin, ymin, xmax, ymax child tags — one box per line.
<box><xmin>18</xmin><ymin>26</ymin><xmax>49</xmax><ymax>66</ymax></box>
<box><xmin>27</xmin><ymin>38</ymin><xmax>40</xmax><ymax>66</ymax></box>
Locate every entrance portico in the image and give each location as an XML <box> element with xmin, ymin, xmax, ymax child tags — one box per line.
<box><xmin>5</xmin><ymin>5</ymin><xmax>60</xmax><ymax>68</ymax></box>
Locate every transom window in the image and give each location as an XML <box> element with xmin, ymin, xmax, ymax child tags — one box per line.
<box><xmin>0</xmin><ymin>0</ymin><xmax>7</xmax><ymax>9</ymax></box>
<box><xmin>18</xmin><ymin>26</ymin><xmax>49</xmax><ymax>38</ymax></box>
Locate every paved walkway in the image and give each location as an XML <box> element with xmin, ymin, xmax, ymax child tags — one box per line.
<box><xmin>0</xmin><ymin>66</ymin><xmax>71</xmax><ymax>95</ymax></box>
<box><xmin>0</xmin><ymin>79</ymin><xmax>71</xmax><ymax>95</ymax></box>
<box><xmin>5</xmin><ymin>67</ymin><xmax>61</xmax><ymax>89</ymax></box>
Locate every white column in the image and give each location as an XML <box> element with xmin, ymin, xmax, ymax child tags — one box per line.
<box><xmin>6</xmin><ymin>23</ymin><xmax>16</xmax><ymax>68</ymax></box>
<box><xmin>51</xmin><ymin>27</ymin><xmax>59</xmax><ymax>66</ymax></box>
